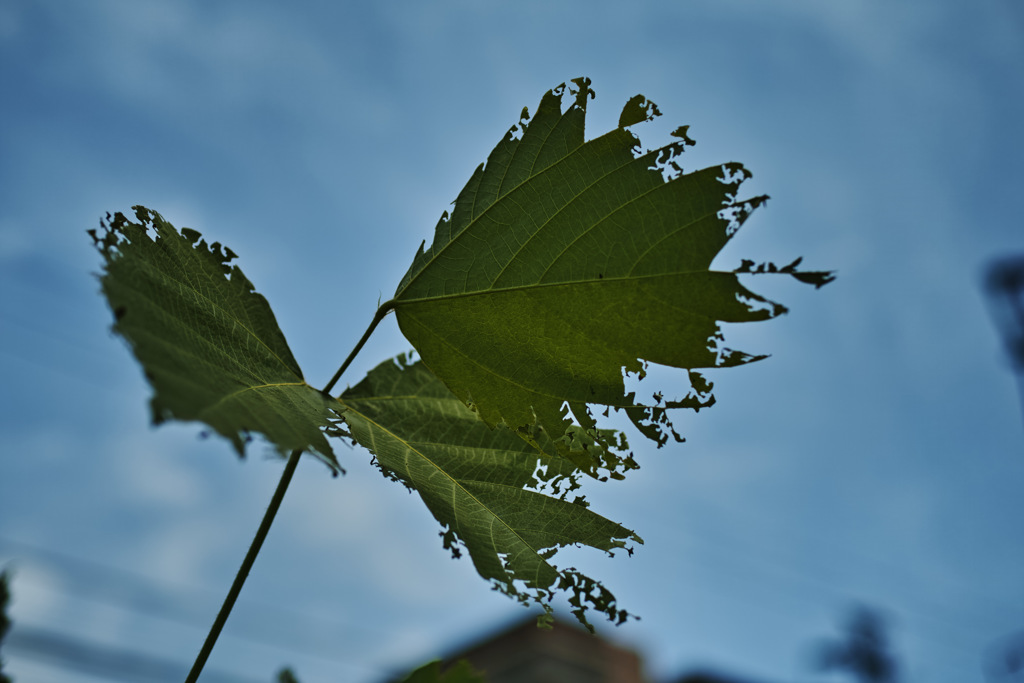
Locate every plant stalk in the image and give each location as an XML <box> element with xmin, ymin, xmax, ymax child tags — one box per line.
<box><xmin>184</xmin><ymin>447</ymin><xmax>302</xmax><ymax>683</ymax></box>
<box><xmin>185</xmin><ymin>302</ymin><xmax>394</xmax><ymax>681</ymax></box>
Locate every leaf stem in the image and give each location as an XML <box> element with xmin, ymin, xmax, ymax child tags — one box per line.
<box><xmin>322</xmin><ymin>300</ymin><xmax>396</xmax><ymax>395</ymax></box>
<box><xmin>184</xmin><ymin>447</ymin><xmax>302</xmax><ymax>683</ymax></box>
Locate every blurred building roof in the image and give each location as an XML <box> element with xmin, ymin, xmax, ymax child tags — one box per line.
<box><xmin>427</xmin><ymin>617</ymin><xmax>779</xmax><ymax>683</ymax></box>
<box><xmin>440</xmin><ymin>617</ymin><xmax>648</xmax><ymax>683</ymax></box>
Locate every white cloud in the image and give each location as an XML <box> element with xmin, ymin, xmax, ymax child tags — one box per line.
<box><xmin>4</xmin><ymin>560</ymin><xmax>66</xmax><ymax>626</ymax></box>
<box><xmin>112</xmin><ymin>434</ymin><xmax>208</xmax><ymax>510</ymax></box>
<box><xmin>56</xmin><ymin>1</ymin><xmax>362</xmax><ymax>125</ymax></box>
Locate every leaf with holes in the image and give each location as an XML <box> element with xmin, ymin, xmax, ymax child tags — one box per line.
<box><xmin>390</xmin><ymin>78</ymin><xmax>832</xmax><ymax>473</ymax></box>
<box><xmin>91</xmin><ymin>207</ymin><xmax>339</xmax><ymax>471</ymax></box>
<box><xmin>338</xmin><ymin>354</ymin><xmax>640</xmax><ymax>628</ymax></box>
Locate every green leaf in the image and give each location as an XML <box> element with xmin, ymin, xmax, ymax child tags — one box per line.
<box><xmin>398</xmin><ymin>659</ymin><xmax>487</xmax><ymax>683</ymax></box>
<box><xmin>391</xmin><ymin>78</ymin><xmax>832</xmax><ymax>463</ymax></box>
<box><xmin>339</xmin><ymin>354</ymin><xmax>640</xmax><ymax>628</ymax></box>
<box><xmin>91</xmin><ymin>206</ymin><xmax>340</xmax><ymax>472</ymax></box>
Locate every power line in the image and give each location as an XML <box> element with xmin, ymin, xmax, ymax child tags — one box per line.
<box><xmin>7</xmin><ymin>624</ymin><xmax>265</xmax><ymax>683</ymax></box>
<box><xmin>0</xmin><ymin>535</ymin><xmax>390</xmax><ymax>672</ymax></box>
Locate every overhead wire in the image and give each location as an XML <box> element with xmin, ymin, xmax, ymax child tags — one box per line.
<box><xmin>0</xmin><ymin>536</ymin><xmax>392</xmax><ymax>676</ymax></box>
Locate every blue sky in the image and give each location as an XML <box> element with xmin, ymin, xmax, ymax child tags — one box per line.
<box><xmin>2</xmin><ymin>1</ymin><xmax>1023</xmax><ymax>682</ymax></box>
